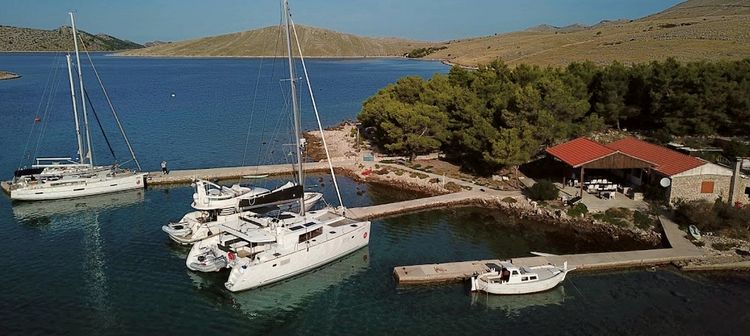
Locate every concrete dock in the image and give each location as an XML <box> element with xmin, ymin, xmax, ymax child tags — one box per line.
<box><xmin>346</xmin><ymin>190</ymin><xmax>520</xmax><ymax>220</ymax></box>
<box><xmin>393</xmin><ymin>216</ymin><xmax>705</xmax><ymax>284</ymax></box>
<box><xmin>145</xmin><ymin>161</ymin><xmax>344</xmax><ymax>185</ymax></box>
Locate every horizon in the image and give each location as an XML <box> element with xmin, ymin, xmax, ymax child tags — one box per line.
<box><xmin>1</xmin><ymin>0</ymin><xmax>683</xmax><ymax>44</ymax></box>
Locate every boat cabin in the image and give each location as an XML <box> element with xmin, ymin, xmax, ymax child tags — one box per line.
<box><xmin>486</xmin><ymin>262</ymin><xmax>540</xmax><ymax>284</ymax></box>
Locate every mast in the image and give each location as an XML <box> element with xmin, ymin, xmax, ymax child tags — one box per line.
<box><xmin>70</xmin><ymin>12</ymin><xmax>94</xmax><ymax>166</ymax></box>
<box><xmin>66</xmin><ymin>54</ymin><xmax>85</xmax><ymax>164</ymax></box>
<box><xmin>283</xmin><ymin>0</ymin><xmax>305</xmax><ymax>215</ymax></box>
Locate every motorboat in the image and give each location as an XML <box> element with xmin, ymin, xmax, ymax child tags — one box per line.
<box><xmin>470</xmin><ymin>261</ymin><xmax>574</xmax><ymax>295</ymax></box>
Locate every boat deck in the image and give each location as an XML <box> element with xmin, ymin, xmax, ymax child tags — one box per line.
<box><xmin>393</xmin><ymin>216</ymin><xmax>705</xmax><ymax>285</ymax></box>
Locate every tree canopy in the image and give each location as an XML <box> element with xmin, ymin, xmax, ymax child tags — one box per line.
<box><xmin>359</xmin><ymin>58</ymin><xmax>750</xmax><ymax>175</ymax></box>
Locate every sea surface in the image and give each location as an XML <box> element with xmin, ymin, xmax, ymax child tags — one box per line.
<box><xmin>1</xmin><ymin>54</ymin><xmax>749</xmax><ymax>335</ymax></box>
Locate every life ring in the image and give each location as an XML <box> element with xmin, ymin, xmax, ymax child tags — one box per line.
<box><xmin>136</xmin><ymin>179</ymin><xmax>141</xmax><ymax>185</ymax></box>
<box><xmin>227</xmin><ymin>251</ymin><xmax>235</xmax><ymax>261</ymax></box>
<box><xmin>363</xmin><ymin>232</ymin><xmax>368</xmax><ymax>239</ymax></box>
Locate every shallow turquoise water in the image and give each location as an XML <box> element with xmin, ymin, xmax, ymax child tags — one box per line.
<box><xmin>1</xmin><ymin>55</ymin><xmax>749</xmax><ymax>335</ymax></box>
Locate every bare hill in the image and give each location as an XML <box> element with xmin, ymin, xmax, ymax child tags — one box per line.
<box><xmin>118</xmin><ymin>25</ymin><xmax>430</xmax><ymax>57</ymax></box>
<box><xmin>424</xmin><ymin>0</ymin><xmax>750</xmax><ymax>67</ymax></box>
<box><xmin>0</xmin><ymin>25</ymin><xmax>142</xmax><ymax>51</ymax></box>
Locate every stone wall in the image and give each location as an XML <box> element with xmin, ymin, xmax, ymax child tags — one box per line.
<box><xmin>733</xmin><ymin>178</ymin><xmax>750</xmax><ymax>205</ymax></box>
<box><xmin>669</xmin><ymin>174</ymin><xmax>732</xmax><ymax>204</ymax></box>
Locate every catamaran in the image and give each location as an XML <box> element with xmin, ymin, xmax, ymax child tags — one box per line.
<box><xmin>9</xmin><ymin>13</ymin><xmax>146</xmax><ymax>201</ymax></box>
<box><xmin>184</xmin><ymin>0</ymin><xmax>370</xmax><ymax>292</ymax></box>
<box><xmin>162</xmin><ymin>180</ymin><xmax>323</xmax><ymax>245</ymax></box>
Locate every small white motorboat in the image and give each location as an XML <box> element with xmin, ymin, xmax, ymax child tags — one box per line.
<box><xmin>470</xmin><ymin>261</ymin><xmax>574</xmax><ymax>295</ymax></box>
<box><xmin>688</xmin><ymin>225</ymin><xmax>701</xmax><ymax>240</ymax></box>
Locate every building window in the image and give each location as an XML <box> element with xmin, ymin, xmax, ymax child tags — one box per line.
<box><xmin>745</xmin><ymin>187</ymin><xmax>750</xmax><ymax>198</ymax></box>
<box><xmin>700</xmin><ymin>181</ymin><xmax>715</xmax><ymax>194</ymax></box>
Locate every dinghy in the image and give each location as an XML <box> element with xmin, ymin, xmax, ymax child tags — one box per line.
<box><xmin>689</xmin><ymin>225</ymin><xmax>701</xmax><ymax>240</ymax></box>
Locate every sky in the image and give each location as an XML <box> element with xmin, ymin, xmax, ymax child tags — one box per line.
<box><xmin>1</xmin><ymin>0</ymin><xmax>685</xmax><ymax>43</ymax></box>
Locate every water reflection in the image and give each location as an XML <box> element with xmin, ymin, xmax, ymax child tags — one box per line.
<box><xmin>10</xmin><ymin>191</ymin><xmax>145</xmax><ymax>331</ymax></box>
<box><xmin>12</xmin><ymin>190</ymin><xmax>145</xmax><ymax>225</ymax></box>
<box><xmin>470</xmin><ymin>285</ymin><xmax>570</xmax><ymax>316</ymax></box>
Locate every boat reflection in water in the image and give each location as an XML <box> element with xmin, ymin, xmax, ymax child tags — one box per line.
<box><xmin>470</xmin><ymin>285</ymin><xmax>569</xmax><ymax>316</ymax></box>
<box><xmin>11</xmin><ymin>190</ymin><xmax>144</xmax><ymax>329</ymax></box>
<box><xmin>12</xmin><ymin>189</ymin><xmax>145</xmax><ymax>229</ymax></box>
<box><xmin>188</xmin><ymin>247</ymin><xmax>370</xmax><ymax>316</ymax></box>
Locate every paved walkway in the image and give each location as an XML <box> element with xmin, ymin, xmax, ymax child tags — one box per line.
<box><xmin>393</xmin><ymin>215</ymin><xmax>704</xmax><ymax>284</ymax></box>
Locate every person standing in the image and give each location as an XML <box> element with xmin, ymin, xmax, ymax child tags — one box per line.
<box><xmin>161</xmin><ymin>160</ymin><xmax>168</xmax><ymax>174</ymax></box>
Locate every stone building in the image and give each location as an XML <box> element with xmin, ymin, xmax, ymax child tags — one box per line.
<box><xmin>545</xmin><ymin>136</ymin><xmax>750</xmax><ymax>206</ymax></box>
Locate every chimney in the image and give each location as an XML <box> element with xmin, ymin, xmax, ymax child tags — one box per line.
<box><xmin>728</xmin><ymin>157</ymin><xmax>742</xmax><ymax>204</ymax></box>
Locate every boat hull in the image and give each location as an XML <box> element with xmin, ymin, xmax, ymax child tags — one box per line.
<box><xmin>472</xmin><ymin>270</ymin><xmax>570</xmax><ymax>295</ymax></box>
<box><xmin>10</xmin><ymin>173</ymin><xmax>147</xmax><ymax>201</ymax></box>
<box><xmin>224</xmin><ymin>221</ymin><xmax>370</xmax><ymax>292</ymax></box>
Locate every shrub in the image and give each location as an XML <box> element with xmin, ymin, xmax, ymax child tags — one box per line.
<box><xmin>567</xmin><ymin>203</ymin><xmax>588</xmax><ymax>217</ymax></box>
<box><xmin>675</xmin><ymin>200</ymin><xmax>750</xmax><ymax>240</ymax></box>
<box><xmin>526</xmin><ymin>180</ymin><xmax>559</xmax><ymax>201</ymax></box>
<box><xmin>502</xmin><ymin>197</ymin><xmax>517</xmax><ymax>204</ymax></box>
<box><xmin>373</xmin><ymin>168</ymin><xmax>389</xmax><ymax>175</ymax></box>
<box><xmin>593</xmin><ymin>212</ymin><xmax>629</xmax><ymax>227</ymax></box>
<box><xmin>606</xmin><ymin>207</ymin><xmax>632</xmax><ymax>219</ymax></box>
<box><xmin>445</xmin><ymin>182</ymin><xmax>463</xmax><ymax>192</ymax></box>
<box><xmin>712</xmin><ymin>242</ymin><xmax>739</xmax><ymax>251</ymax></box>
<box><xmin>429</xmin><ymin>178</ymin><xmax>440</xmax><ymax>184</ymax></box>
<box><xmin>633</xmin><ymin>211</ymin><xmax>656</xmax><ymax>230</ymax></box>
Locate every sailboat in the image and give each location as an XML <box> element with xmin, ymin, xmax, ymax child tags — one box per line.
<box><xmin>9</xmin><ymin>13</ymin><xmax>146</xmax><ymax>201</ymax></box>
<box><xmin>184</xmin><ymin>0</ymin><xmax>371</xmax><ymax>292</ymax></box>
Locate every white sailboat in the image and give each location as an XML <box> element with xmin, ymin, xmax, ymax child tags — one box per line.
<box><xmin>470</xmin><ymin>261</ymin><xmax>574</xmax><ymax>295</ymax></box>
<box><xmin>184</xmin><ymin>0</ymin><xmax>370</xmax><ymax>292</ymax></box>
<box><xmin>9</xmin><ymin>13</ymin><xmax>146</xmax><ymax>201</ymax></box>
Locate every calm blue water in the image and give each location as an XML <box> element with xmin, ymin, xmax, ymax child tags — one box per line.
<box><xmin>0</xmin><ymin>53</ymin><xmax>447</xmax><ymax>172</ymax></box>
<box><xmin>1</xmin><ymin>55</ymin><xmax>749</xmax><ymax>335</ymax></box>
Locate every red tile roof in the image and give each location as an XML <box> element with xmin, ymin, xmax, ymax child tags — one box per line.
<box><xmin>546</xmin><ymin>137</ymin><xmax>616</xmax><ymax>167</ymax></box>
<box><xmin>606</xmin><ymin>137</ymin><xmax>705</xmax><ymax>176</ymax></box>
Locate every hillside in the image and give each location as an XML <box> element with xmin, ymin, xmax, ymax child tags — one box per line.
<box><xmin>0</xmin><ymin>25</ymin><xmax>142</xmax><ymax>51</ymax></box>
<box><xmin>424</xmin><ymin>0</ymin><xmax>750</xmax><ymax>67</ymax></box>
<box><xmin>118</xmin><ymin>25</ymin><xmax>430</xmax><ymax>57</ymax></box>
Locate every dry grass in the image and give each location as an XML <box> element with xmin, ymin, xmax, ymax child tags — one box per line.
<box><xmin>119</xmin><ymin>25</ymin><xmax>430</xmax><ymax>58</ymax></box>
<box><xmin>425</xmin><ymin>0</ymin><xmax>750</xmax><ymax>67</ymax></box>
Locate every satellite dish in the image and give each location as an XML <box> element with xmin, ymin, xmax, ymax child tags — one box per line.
<box><xmin>659</xmin><ymin>177</ymin><xmax>671</xmax><ymax>187</ymax></box>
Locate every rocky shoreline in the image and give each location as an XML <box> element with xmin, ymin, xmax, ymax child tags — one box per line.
<box><xmin>304</xmin><ymin>122</ymin><xmax>750</xmax><ymax>270</ymax></box>
<box><xmin>306</xmin><ymin>124</ymin><xmax>663</xmax><ymax>249</ymax></box>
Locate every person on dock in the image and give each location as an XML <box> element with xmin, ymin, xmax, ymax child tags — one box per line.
<box><xmin>161</xmin><ymin>160</ymin><xmax>169</xmax><ymax>175</ymax></box>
